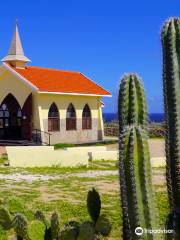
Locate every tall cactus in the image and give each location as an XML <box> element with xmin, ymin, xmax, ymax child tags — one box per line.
<box><xmin>161</xmin><ymin>17</ymin><xmax>180</xmax><ymax>210</ymax></box>
<box><xmin>118</xmin><ymin>74</ymin><xmax>158</xmax><ymax>239</ymax></box>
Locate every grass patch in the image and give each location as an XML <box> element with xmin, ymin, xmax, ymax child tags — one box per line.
<box><xmin>0</xmin><ymin>160</ymin><xmax>118</xmax><ymax>175</ymax></box>
<box><xmin>53</xmin><ymin>140</ymin><xmax>118</xmax><ymax>149</ymax></box>
<box><xmin>0</xmin><ymin>155</ymin><xmax>8</xmax><ymax>165</ymax></box>
<box><xmin>0</xmin><ymin>161</ymin><xmax>169</xmax><ymax>239</ymax></box>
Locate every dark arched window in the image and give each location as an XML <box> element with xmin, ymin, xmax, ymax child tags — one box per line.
<box><xmin>66</xmin><ymin>103</ymin><xmax>76</xmax><ymax>130</ymax></box>
<box><xmin>0</xmin><ymin>104</ymin><xmax>10</xmax><ymax>129</ymax></box>
<box><xmin>48</xmin><ymin>103</ymin><xmax>60</xmax><ymax>131</ymax></box>
<box><xmin>82</xmin><ymin>104</ymin><xmax>91</xmax><ymax>129</ymax></box>
<box><xmin>17</xmin><ymin>108</ymin><xmax>22</xmax><ymax>126</ymax></box>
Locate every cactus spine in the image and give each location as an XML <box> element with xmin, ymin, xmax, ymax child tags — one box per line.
<box><xmin>161</xmin><ymin>17</ymin><xmax>180</xmax><ymax>210</ymax></box>
<box><xmin>118</xmin><ymin>74</ymin><xmax>158</xmax><ymax>239</ymax></box>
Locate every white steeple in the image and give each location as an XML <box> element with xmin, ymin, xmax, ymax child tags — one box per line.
<box><xmin>2</xmin><ymin>21</ymin><xmax>31</xmax><ymax>68</ymax></box>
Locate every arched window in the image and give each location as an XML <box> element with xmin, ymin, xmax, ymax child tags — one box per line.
<box><xmin>66</xmin><ymin>103</ymin><xmax>76</xmax><ymax>130</ymax></box>
<box><xmin>17</xmin><ymin>108</ymin><xmax>22</xmax><ymax>126</ymax></box>
<box><xmin>82</xmin><ymin>104</ymin><xmax>92</xmax><ymax>129</ymax></box>
<box><xmin>0</xmin><ymin>104</ymin><xmax>10</xmax><ymax>129</ymax></box>
<box><xmin>48</xmin><ymin>103</ymin><xmax>60</xmax><ymax>131</ymax></box>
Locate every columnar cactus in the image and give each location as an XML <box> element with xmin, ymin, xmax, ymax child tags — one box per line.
<box><xmin>161</xmin><ymin>17</ymin><xmax>180</xmax><ymax>210</ymax></box>
<box><xmin>118</xmin><ymin>74</ymin><xmax>158</xmax><ymax>239</ymax></box>
<box><xmin>118</xmin><ymin>74</ymin><xmax>148</xmax><ymax>131</ymax></box>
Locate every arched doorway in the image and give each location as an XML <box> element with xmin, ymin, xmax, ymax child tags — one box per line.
<box><xmin>0</xmin><ymin>94</ymin><xmax>22</xmax><ymax>140</ymax></box>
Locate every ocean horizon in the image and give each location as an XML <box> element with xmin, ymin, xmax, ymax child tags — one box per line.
<box><xmin>103</xmin><ymin>112</ymin><xmax>164</xmax><ymax>123</ymax></box>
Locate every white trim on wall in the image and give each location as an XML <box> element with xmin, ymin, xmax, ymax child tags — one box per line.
<box><xmin>38</xmin><ymin>91</ymin><xmax>112</xmax><ymax>97</ymax></box>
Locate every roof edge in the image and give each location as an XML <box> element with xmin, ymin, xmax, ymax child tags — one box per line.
<box><xmin>38</xmin><ymin>91</ymin><xmax>112</xmax><ymax>97</ymax></box>
<box><xmin>2</xmin><ymin>62</ymin><xmax>38</xmax><ymax>91</ymax></box>
<box><xmin>80</xmin><ymin>73</ymin><xmax>111</xmax><ymax>96</ymax></box>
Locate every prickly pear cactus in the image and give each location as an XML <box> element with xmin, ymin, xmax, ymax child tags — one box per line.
<box><xmin>28</xmin><ymin>220</ymin><xmax>45</xmax><ymax>240</ymax></box>
<box><xmin>59</xmin><ymin>226</ymin><xmax>77</xmax><ymax>240</ymax></box>
<box><xmin>95</xmin><ymin>214</ymin><xmax>111</xmax><ymax>237</ymax></box>
<box><xmin>51</xmin><ymin>212</ymin><xmax>59</xmax><ymax>239</ymax></box>
<box><xmin>77</xmin><ymin>221</ymin><xmax>95</xmax><ymax>240</ymax></box>
<box><xmin>0</xmin><ymin>206</ymin><xmax>11</xmax><ymax>230</ymax></box>
<box><xmin>64</xmin><ymin>221</ymin><xmax>80</xmax><ymax>238</ymax></box>
<box><xmin>118</xmin><ymin>74</ymin><xmax>159</xmax><ymax>240</ymax></box>
<box><xmin>87</xmin><ymin>188</ymin><xmax>101</xmax><ymax>224</ymax></box>
<box><xmin>34</xmin><ymin>210</ymin><xmax>47</xmax><ymax>226</ymax></box>
<box><xmin>12</xmin><ymin>213</ymin><xmax>29</xmax><ymax>239</ymax></box>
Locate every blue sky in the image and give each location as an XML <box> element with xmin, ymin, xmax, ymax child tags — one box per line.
<box><xmin>0</xmin><ymin>0</ymin><xmax>179</xmax><ymax>113</ymax></box>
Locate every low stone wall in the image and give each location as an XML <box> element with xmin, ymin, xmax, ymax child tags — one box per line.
<box><xmin>91</xmin><ymin>150</ymin><xmax>118</xmax><ymax>161</ymax></box>
<box><xmin>6</xmin><ymin>146</ymin><xmax>165</xmax><ymax>168</ymax></box>
<box><xmin>6</xmin><ymin>146</ymin><xmax>88</xmax><ymax>167</ymax></box>
<box><xmin>65</xmin><ymin>146</ymin><xmax>107</xmax><ymax>152</ymax></box>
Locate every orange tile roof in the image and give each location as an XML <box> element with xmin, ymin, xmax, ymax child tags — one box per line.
<box><xmin>10</xmin><ymin>65</ymin><xmax>111</xmax><ymax>96</ymax></box>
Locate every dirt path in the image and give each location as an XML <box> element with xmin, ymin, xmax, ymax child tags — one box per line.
<box><xmin>107</xmin><ymin>139</ymin><xmax>165</xmax><ymax>158</ymax></box>
<box><xmin>0</xmin><ymin>170</ymin><xmax>118</xmax><ymax>182</ymax></box>
<box><xmin>0</xmin><ymin>168</ymin><xmax>165</xmax><ymax>185</ymax></box>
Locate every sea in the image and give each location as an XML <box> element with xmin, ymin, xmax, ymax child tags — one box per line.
<box><xmin>103</xmin><ymin>113</ymin><xmax>164</xmax><ymax>123</ymax></box>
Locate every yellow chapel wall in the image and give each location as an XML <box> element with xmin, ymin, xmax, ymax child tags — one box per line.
<box><xmin>37</xmin><ymin>93</ymin><xmax>104</xmax><ymax>144</ymax></box>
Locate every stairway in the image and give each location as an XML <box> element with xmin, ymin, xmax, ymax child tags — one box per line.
<box><xmin>0</xmin><ymin>140</ymin><xmax>42</xmax><ymax>146</ymax></box>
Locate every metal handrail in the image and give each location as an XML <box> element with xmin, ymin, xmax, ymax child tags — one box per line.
<box><xmin>32</xmin><ymin>128</ymin><xmax>52</xmax><ymax>146</ymax></box>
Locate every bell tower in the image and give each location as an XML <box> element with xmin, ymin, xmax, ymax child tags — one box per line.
<box><xmin>1</xmin><ymin>21</ymin><xmax>31</xmax><ymax>68</ymax></box>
